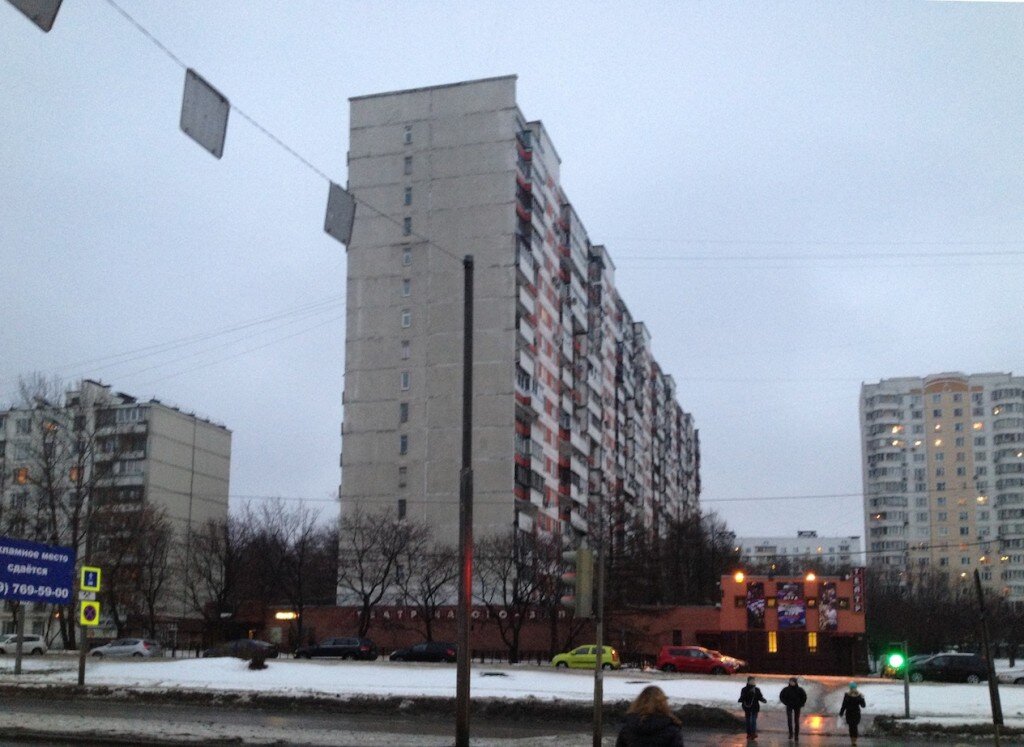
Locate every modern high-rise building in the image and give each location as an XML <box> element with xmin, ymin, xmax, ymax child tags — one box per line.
<box><xmin>0</xmin><ymin>379</ymin><xmax>231</xmax><ymax>636</ymax></box>
<box><xmin>860</xmin><ymin>372</ymin><xmax>1024</xmax><ymax>600</ymax></box>
<box><xmin>339</xmin><ymin>76</ymin><xmax>700</xmax><ymax>549</ymax></box>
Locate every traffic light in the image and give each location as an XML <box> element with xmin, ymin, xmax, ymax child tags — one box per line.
<box><xmin>886</xmin><ymin>651</ymin><xmax>906</xmax><ymax>671</ymax></box>
<box><xmin>561</xmin><ymin>547</ymin><xmax>594</xmax><ymax>618</ymax></box>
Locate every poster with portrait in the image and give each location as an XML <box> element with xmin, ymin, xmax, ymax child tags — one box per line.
<box><xmin>776</xmin><ymin>582</ymin><xmax>806</xmax><ymax>630</ymax></box>
<box><xmin>818</xmin><ymin>581</ymin><xmax>839</xmax><ymax>632</ymax></box>
<box><xmin>746</xmin><ymin>581</ymin><xmax>765</xmax><ymax>629</ymax></box>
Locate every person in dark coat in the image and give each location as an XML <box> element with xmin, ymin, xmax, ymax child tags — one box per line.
<box><xmin>838</xmin><ymin>682</ymin><xmax>866</xmax><ymax>745</ymax></box>
<box><xmin>738</xmin><ymin>676</ymin><xmax>767</xmax><ymax>740</ymax></box>
<box><xmin>779</xmin><ymin>677</ymin><xmax>808</xmax><ymax>740</ymax></box>
<box><xmin>615</xmin><ymin>685</ymin><xmax>684</xmax><ymax>747</ymax></box>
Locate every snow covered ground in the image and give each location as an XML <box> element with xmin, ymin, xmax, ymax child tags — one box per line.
<box><xmin>2</xmin><ymin>655</ymin><xmax>1023</xmax><ymax>727</ymax></box>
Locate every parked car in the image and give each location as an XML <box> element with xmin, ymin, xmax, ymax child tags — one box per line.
<box><xmin>656</xmin><ymin>645</ymin><xmax>744</xmax><ymax>675</ymax></box>
<box><xmin>0</xmin><ymin>634</ymin><xmax>47</xmax><ymax>655</ymax></box>
<box><xmin>294</xmin><ymin>637</ymin><xmax>378</xmax><ymax>660</ymax></box>
<box><xmin>908</xmin><ymin>653</ymin><xmax>988</xmax><ymax>683</ymax></box>
<box><xmin>998</xmin><ymin>666</ymin><xmax>1024</xmax><ymax>685</ymax></box>
<box><xmin>882</xmin><ymin>653</ymin><xmax>934</xmax><ymax>679</ymax></box>
<box><xmin>203</xmin><ymin>639</ymin><xmax>279</xmax><ymax>660</ymax></box>
<box><xmin>389</xmin><ymin>641</ymin><xmax>457</xmax><ymax>663</ymax></box>
<box><xmin>90</xmin><ymin>638</ymin><xmax>162</xmax><ymax>658</ymax></box>
<box><xmin>551</xmin><ymin>645</ymin><xmax>621</xmax><ymax>670</ymax></box>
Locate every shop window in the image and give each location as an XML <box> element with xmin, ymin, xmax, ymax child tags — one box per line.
<box><xmin>768</xmin><ymin>631</ymin><xmax>778</xmax><ymax>654</ymax></box>
<box><xmin>807</xmin><ymin>632</ymin><xmax>818</xmax><ymax>653</ymax></box>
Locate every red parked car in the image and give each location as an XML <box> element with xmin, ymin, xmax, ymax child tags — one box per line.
<box><xmin>656</xmin><ymin>645</ymin><xmax>745</xmax><ymax>675</ymax></box>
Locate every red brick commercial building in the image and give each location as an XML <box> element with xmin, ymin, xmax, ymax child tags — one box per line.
<box><xmin>243</xmin><ymin>571</ymin><xmax>868</xmax><ymax>675</ymax></box>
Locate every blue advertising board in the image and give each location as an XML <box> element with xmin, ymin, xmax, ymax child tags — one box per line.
<box><xmin>0</xmin><ymin>536</ymin><xmax>75</xmax><ymax>604</ymax></box>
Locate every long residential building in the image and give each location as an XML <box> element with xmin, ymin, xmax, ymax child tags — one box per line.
<box><xmin>0</xmin><ymin>379</ymin><xmax>231</xmax><ymax>638</ymax></box>
<box><xmin>339</xmin><ymin>76</ymin><xmax>700</xmax><ymax>551</ymax></box>
<box><xmin>860</xmin><ymin>372</ymin><xmax>1024</xmax><ymax>601</ymax></box>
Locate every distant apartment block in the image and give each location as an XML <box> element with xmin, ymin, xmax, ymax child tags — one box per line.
<box><xmin>860</xmin><ymin>372</ymin><xmax>1024</xmax><ymax>600</ymax></box>
<box><xmin>0</xmin><ymin>379</ymin><xmax>231</xmax><ymax>635</ymax></box>
<box><xmin>340</xmin><ymin>76</ymin><xmax>700</xmax><ymax>550</ymax></box>
<box><xmin>734</xmin><ymin>531</ymin><xmax>861</xmax><ymax>570</ymax></box>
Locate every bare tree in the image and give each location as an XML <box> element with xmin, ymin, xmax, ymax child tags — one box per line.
<box><xmin>393</xmin><ymin>538</ymin><xmax>458</xmax><ymax>641</ymax></box>
<box><xmin>475</xmin><ymin>529</ymin><xmax>556</xmax><ymax>663</ymax></box>
<box><xmin>248</xmin><ymin>499</ymin><xmax>337</xmax><ymax>648</ymax></box>
<box><xmin>182</xmin><ymin>517</ymin><xmax>248</xmax><ymax>640</ymax></box>
<box><xmin>336</xmin><ymin>506</ymin><xmax>428</xmax><ymax>638</ymax></box>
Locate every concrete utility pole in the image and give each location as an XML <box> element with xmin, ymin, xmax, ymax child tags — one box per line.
<box><xmin>592</xmin><ymin>506</ymin><xmax>606</xmax><ymax>747</ymax></box>
<box><xmin>973</xmin><ymin>569</ymin><xmax>1003</xmax><ymax>745</ymax></box>
<box><xmin>455</xmin><ymin>255</ymin><xmax>474</xmax><ymax>747</ymax></box>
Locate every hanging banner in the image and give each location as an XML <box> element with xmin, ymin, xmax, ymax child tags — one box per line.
<box><xmin>776</xmin><ymin>582</ymin><xmax>806</xmax><ymax>630</ymax></box>
<box><xmin>818</xmin><ymin>581</ymin><xmax>839</xmax><ymax>631</ymax></box>
<box><xmin>746</xmin><ymin>581</ymin><xmax>765</xmax><ymax>629</ymax></box>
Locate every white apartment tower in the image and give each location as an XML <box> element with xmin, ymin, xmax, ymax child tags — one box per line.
<box><xmin>861</xmin><ymin>372</ymin><xmax>1024</xmax><ymax>600</ymax></box>
<box><xmin>340</xmin><ymin>76</ymin><xmax>700</xmax><ymax>549</ymax></box>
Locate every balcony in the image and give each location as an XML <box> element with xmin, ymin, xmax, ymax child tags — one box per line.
<box><xmin>516</xmin><ymin>319</ymin><xmax>535</xmax><ymax>348</ymax></box>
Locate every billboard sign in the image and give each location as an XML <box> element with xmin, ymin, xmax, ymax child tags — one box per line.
<box><xmin>776</xmin><ymin>582</ymin><xmax>806</xmax><ymax>630</ymax></box>
<box><xmin>0</xmin><ymin>536</ymin><xmax>75</xmax><ymax>605</ymax></box>
<box><xmin>746</xmin><ymin>581</ymin><xmax>765</xmax><ymax>629</ymax></box>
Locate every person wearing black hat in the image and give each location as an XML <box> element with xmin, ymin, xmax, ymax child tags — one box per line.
<box><xmin>738</xmin><ymin>676</ymin><xmax>767</xmax><ymax>740</ymax></box>
<box><xmin>779</xmin><ymin>676</ymin><xmax>808</xmax><ymax>740</ymax></box>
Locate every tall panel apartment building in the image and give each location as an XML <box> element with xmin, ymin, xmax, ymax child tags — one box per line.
<box><xmin>340</xmin><ymin>77</ymin><xmax>700</xmax><ymax>549</ymax></box>
<box><xmin>0</xmin><ymin>380</ymin><xmax>231</xmax><ymax>633</ymax></box>
<box><xmin>860</xmin><ymin>372</ymin><xmax>1024</xmax><ymax>600</ymax></box>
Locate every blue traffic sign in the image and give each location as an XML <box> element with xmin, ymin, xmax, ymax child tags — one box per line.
<box><xmin>0</xmin><ymin>536</ymin><xmax>75</xmax><ymax>604</ymax></box>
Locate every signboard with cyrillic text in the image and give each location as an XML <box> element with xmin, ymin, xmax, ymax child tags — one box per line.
<box><xmin>0</xmin><ymin>536</ymin><xmax>75</xmax><ymax>604</ymax></box>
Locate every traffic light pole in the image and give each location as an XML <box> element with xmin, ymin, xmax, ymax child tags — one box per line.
<box><xmin>974</xmin><ymin>569</ymin><xmax>1004</xmax><ymax>745</ymax></box>
<box><xmin>900</xmin><ymin>641</ymin><xmax>909</xmax><ymax>719</ymax></box>
<box><xmin>592</xmin><ymin>507</ymin><xmax>606</xmax><ymax>747</ymax></box>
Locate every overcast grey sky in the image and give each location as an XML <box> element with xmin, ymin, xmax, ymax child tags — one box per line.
<box><xmin>2</xmin><ymin>1</ymin><xmax>1022</xmax><ymax>543</ymax></box>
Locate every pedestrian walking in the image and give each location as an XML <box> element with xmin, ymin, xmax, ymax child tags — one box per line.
<box><xmin>838</xmin><ymin>682</ymin><xmax>866</xmax><ymax>745</ymax></box>
<box><xmin>779</xmin><ymin>676</ymin><xmax>807</xmax><ymax>740</ymax></box>
<box><xmin>738</xmin><ymin>676</ymin><xmax>767</xmax><ymax>741</ymax></box>
<box><xmin>615</xmin><ymin>685</ymin><xmax>684</xmax><ymax>747</ymax></box>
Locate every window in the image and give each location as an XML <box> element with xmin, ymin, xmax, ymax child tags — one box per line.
<box><xmin>953</xmin><ymin>393</ymin><xmax>963</xmax><ymax>402</ymax></box>
<box><xmin>960</xmin><ymin>527</ymin><xmax>970</xmax><ymax>536</ymax></box>
<box><xmin>936</xmin><ymin>467</ymin><xmax>945</xmax><ymax>477</ymax></box>
<box><xmin>937</xmin><ymin>484</ymin><xmax>946</xmax><ymax>493</ymax></box>
<box><xmin>403</xmin><ymin>217</ymin><xmax>412</xmax><ymax>236</ymax></box>
<box><xmin>399</xmin><ymin>434</ymin><xmax>408</xmax><ymax>455</ymax></box>
<box><xmin>938</xmin><ymin>512</ymin><xmax>948</xmax><ymax>522</ymax></box>
<box><xmin>401</xmin><ymin>340</ymin><xmax>410</xmax><ymax>359</ymax></box>
<box><xmin>807</xmin><ymin>632</ymin><xmax>818</xmax><ymax>653</ymax></box>
<box><xmin>933</xmin><ymin>409</ymin><xmax>942</xmax><ymax>418</ymax></box>
<box><xmin>400</xmin><ymin>371</ymin><xmax>410</xmax><ymax>390</ymax></box>
<box><xmin>399</xmin><ymin>402</ymin><xmax>409</xmax><ymax>423</ymax></box>
<box><xmin>401</xmin><ymin>309</ymin><xmax>411</xmax><ymax>327</ymax></box>
<box><xmin>404</xmin><ymin>186</ymin><xmax>412</xmax><ymax>206</ymax></box>
<box><xmin>403</xmin><ymin>156</ymin><xmax>412</xmax><ymax>175</ymax></box>
<box><xmin>402</xmin><ymin>247</ymin><xmax>412</xmax><ymax>266</ymax></box>
<box><xmin>935</xmin><ymin>452</ymin><xmax>944</xmax><ymax>461</ymax></box>
<box><xmin>955</xmin><ymin>437</ymin><xmax>965</xmax><ymax>447</ymax></box>
<box><xmin>15</xmin><ymin>419</ymin><xmax>30</xmax><ymax>435</ymax></box>
<box><xmin>954</xmin><ymin>422</ymin><xmax>964</xmax><ymax>432</ymax></box>
<box><xmin>932</xmin><ymin>394</ymin><xmax>942</xmax><ymax>404</ymax></box>
<box><xmin>975</xmin><ymin>437</ymin><xmax>987</xmax><ymax>446</ymax></box>
<box><xmin>14</xmin><ymin>467</ymin><xmax>29</xmax><ymax>485</ymax></box>
<box><xmin>767</xmin><ymin>631</ymin><xmax>778</xmax><ymax>654</ymax></box>
<box><xmin>402</xmin><ymin>278</ymin><xmax>411</xmax><ymax>297</ymax></box>
<box><xmin>403</xmin><ymin>125</ymin><xmax>412</xmax><ymax>145</ymax></box>
<box><xmin>398</xmin><ymin>466</ymin><xmax>407</xmax><ymax>488</ymax></box>
<box><xmin>397</xmin><ymin>498</ymin><xmax>407</xmax><ymax>518</ymax></box>
<box><xmin>954</xmin><ymin>408</ymin><xmax>963</xmax><ymax>417</ymax></box>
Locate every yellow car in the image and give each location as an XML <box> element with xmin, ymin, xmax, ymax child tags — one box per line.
<box><xmin>551</xmin><ymin>645</ymin><xmax>621</xmax><ymax>670</ymax></box>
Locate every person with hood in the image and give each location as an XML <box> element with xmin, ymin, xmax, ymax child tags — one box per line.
<box><xmin>779</xmin><ymin>677</ymin><xmax>808</xmax><ymax>740</ymax></box>
<box><xmin>838</xmin><ymin>682</ymin><xmax>866</xmax><ymax>745</ymax></box>
<box><xmin>738</xmin><ymin>676</ymin><xmax>767</xmax><ymax>740</ymax></box>
<box><xmin>615</xmin><ymin>685</ymin><xmax>684</xmax><ymax>747</ymax></box>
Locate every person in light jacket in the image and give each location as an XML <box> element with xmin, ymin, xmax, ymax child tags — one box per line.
<box><xmin>779</xmin><ymin>677</ymin><xmax>808</xmax><ymax>740</ymax></box>
<box><xmin>838</xmin><ymin>682</ymin><xmax>866</xmax><ymax>745</ymax></box>
<box><xmin>615</xmin><ymin>685</ymin><xmax>684</xmax><ymax>747</ymax></box>
<box><xmin>738</xmin><ymin>676</ymin><xmax>767</xmax><ymax>741</ymax></box>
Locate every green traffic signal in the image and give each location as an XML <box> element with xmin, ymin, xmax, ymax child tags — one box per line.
<box><xmin>887</xmin><ymin>652</ymin><xmax>906</xmax><ymax>669</ymax></box>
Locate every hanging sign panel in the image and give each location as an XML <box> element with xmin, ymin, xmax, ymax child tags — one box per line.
<box><xmin>0</xmin><ymin>536</ymin><xmax>75</xmax><ymax>604</ymax></box>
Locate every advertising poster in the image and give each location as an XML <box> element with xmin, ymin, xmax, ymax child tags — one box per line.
<box><xmin>746</xmin><ymin>581</ymin><xmax>765</xmax><ymax>629</ymax></box>
<box><xmin>818</xmin><ymin>581</ymin><xmax>839</xmax><ymax>632</ymax></box>
<box><xmin>776</xmin><ymin>582</ymin><xmax>806</xmax><ymax>630</ymax></box>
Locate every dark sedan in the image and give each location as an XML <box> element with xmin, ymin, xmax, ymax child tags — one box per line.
<box><xmin>909</xmin><ymin>653</ymin><xmax>988</xmax><ymax>683</ymax></box>
<box><xmin>389</xmin><ymin>641</ymin><xmax>457</xmax><ymax>663</ymax></box>
<box><xmin>203</xmin><ymin>639</ymin><xmax>279</xmax><ymax>660</ymax></box>
<box><xmin>294</xmin><ymin>636</ymin><xmax>379</xmax><ymax>660</ymax></box>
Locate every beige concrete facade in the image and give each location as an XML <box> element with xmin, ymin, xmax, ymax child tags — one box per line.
<box><xmin>340</xmin><ymin>77</ymin><xmax>700</xmax><ymax>552</ymax></box>
<box><xmin>861</xmin><ymin>372</ymin><xmax>1024</xmax><ymax>600</ymax></box>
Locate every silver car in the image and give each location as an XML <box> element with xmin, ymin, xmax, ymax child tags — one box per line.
<box><xmin>0</xmin><ymin>634</ymin><xmax>47</xmax><ymax>655</ymax></box>
<box><xmin>90</xmin><ymin>638</ymin><xmax>162</xmax><ymax>658</ymax></box>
